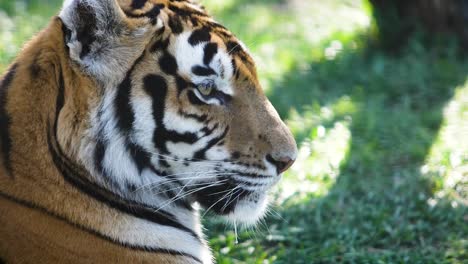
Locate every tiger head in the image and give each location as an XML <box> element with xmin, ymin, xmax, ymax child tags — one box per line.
<box><xmin>59</xmin><ymin>0</ymin><xmax>297</xmax><ymax>225</ymax></box>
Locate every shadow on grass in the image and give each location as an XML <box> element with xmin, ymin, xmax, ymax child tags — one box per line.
<box><xmin>207</xmin><ymin>36</ymin><xmax>467</xmax><ymax>263</ymax></box>
<box><xmin>262</xmin><ymin>37</ymin><xmax>468</xmax><ymax>262</ymax></box>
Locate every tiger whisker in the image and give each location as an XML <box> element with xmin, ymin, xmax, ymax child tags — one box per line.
<box><xmin>140</xmin><ymin>172</ymin><xmax>237</xmax><ymax>189</ymax></box>
<box><xmin>220</xmin><ymin>188</ymin><xmax>238</xmax><ymax>212</ymax></box>
<box><xmin>149</xmin><ymin>179</ymin><xmax>229</xmax><ymax>197</ymax></box>
<box><xmin>134</xmin><ymin>171</ymin><xmax>224</xmax><ymax>192</ymax></box>
<box><xmin>219</xmin><ymin>186</ymin><xmax>242</xmax><ymax>214</ymax></box>
<box><xmin>221</xmin><ymin>189</ymin><xmax>246</xmax><ymax>213</ymax></box>
<box><xmin>267</xmin><ymin>206</ymin><xmax>288</xmax><ymax>223</ymax></box>
<box><xmin>153</xmin><ymin>181</ymin><xmax>225</xmax><ymax>213</ymax></box>
<box><xmin>201</xmin><ymin>187</ymin><xmax>238</xmax><ymax>218</ymax></box>
<box><xmin>206</xmin><ymin>186</ymin><xmax>236</xmax><ymax>197</ymax></box>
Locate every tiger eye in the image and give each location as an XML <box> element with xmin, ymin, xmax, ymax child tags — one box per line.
<box><xmin>198</xmin><ymin>82</ymin><xmax>215</xmax><ymax>96</ymax></box>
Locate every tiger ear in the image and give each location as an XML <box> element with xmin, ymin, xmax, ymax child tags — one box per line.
<box><xmin>59</xmin><ymin>0</ymin><xmax>164</xmax><ymax>83</ymax></box>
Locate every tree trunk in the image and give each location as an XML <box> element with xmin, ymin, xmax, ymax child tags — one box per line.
<box><xmin>370</xmin><ymin>0</ymin><xmax>468</xmax><ymax>49</ymax></box>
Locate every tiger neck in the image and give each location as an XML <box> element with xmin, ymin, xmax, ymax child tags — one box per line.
<box><xmin>52</xmin><ymin>17</ymin><xmax>212</xmax><ymax>261</ymax></box>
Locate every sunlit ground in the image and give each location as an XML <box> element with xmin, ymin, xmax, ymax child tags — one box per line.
<box><xmin>423</xmin><ymin>82</ymin><xmax>468</xmax><ymax>207</ymax></box>
<box><xmin>0</xmin><ymin>0</ymin><xmax>467</xmax><ymax>263</ymax></box>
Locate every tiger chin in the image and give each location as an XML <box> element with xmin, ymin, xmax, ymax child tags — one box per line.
<box><xmin>0</xmin><ymin>0</ymin><xmax>297</xmax><ymax>263</ymax></box>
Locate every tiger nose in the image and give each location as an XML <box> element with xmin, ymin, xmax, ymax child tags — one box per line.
<box><xmin>266</xmin><ymin>155</ymin><xmax>296</xmax><ymax>174</ymax></box>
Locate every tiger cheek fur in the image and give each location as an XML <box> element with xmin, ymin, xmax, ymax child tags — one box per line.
<box><xmin>0</xmin><ymin>0</ymin><xmax>297</xmax><ymax>263</ymax></box>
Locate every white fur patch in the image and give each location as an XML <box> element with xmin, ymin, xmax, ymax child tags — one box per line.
<box><xmin>103</xmin><ymin>213</ymin><xmax>213</xmax><ymax>263</ymax></box>
<box><xmin>131</xmin><ymin>95</ymin><xmax>157</xmax><ymax>147</ymax></box>
<box><xmin>164</xmin><ymin>110</ymin><xmax>204</xmax><ymax>133</ymax></box>
<box><xmin>225</xmin><ymin>193</ymin><xmax>269</xmax><ymax>226</ymax></box>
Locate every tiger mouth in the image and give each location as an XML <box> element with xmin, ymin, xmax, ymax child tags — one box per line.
<box><xmin>191</xmin><ymin>172</ymin><xmax>279</xmax><ymax>216</ymax></box>
<box><xmin>231</xmin><ymin>174</ymin><xmax>282</xmax><ymax>190</ymax></box>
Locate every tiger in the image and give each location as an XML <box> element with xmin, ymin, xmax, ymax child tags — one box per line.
<box><xmin>0</xmin><ymin>0</ymin><xmax>297</xmax><ymax>263</ymax></box>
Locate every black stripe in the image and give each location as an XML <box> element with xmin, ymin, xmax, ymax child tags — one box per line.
<box><xmin>75</xmin><ymin>2</ymin><xmax>97</xmax><ymax>59</ymax></box>
<box><xmin>0</xmin><ymin>63</ymin><xmax>18</xmax><ymax>176</ymax></box>
<box><xmin>223</xmin><ymin>169</ymin><xmax>271</xmax><ymax>179</ymax></box>
<box><xmin>203</xmin><ymin>43</ymin><xmax>218</xmax><ymax>65</ymax></box>
<box><xmin>192</xmin><ymin>66</ymin><xmax>216</xmax><ymax>76</ymax></box>
<box><xmin>124</xmin><ymin>4</ymin><xmax>164</xmax><ymax>25</ymax></box>
<box><xmin>50</xmin><ymin>68</ymin><xmax>200</xmax><ymax>241</ymax></box>
<box><xmin>177</xmin><ymin>111</ymin><xmax>208</xmax><ymax>123</ymax></box>
<box><xmin>193</xmin><ymin>127</ymin><xmax>229</xmax><ymax>160</ymax></box>
<box><xmin>0</xmin><ymin>191</ymin><xmax>201</xmax><ymax>263</ymax></box>
<box><xmin>233</xmin><ymin>160</ymin><xmax>266</xmax><ymax>170</ymax></box>
<box><xmin>94</xmin><ymin>140</ymin><xmax>106</xmax><ymax>176</ymax></box>
<box><xmin>150</xmin><ymin>38</ymin><xmax>170</xmax><ymax>53</ymax></box>
<box><xmin>235</xmin><ymin>67</ymin><xmax>241</xmax><ymax>80</ymax></box>
<box><xmin>200</xmin><ymin>123</ymin><xmax>218</xmax><ymax>137</ymax></box>
<box><xmin>168</xmin><ymin>4</ymin><xmax>208</xmax><ymax>18</ymax></box>
<box><xmin>159</xmin><ymin>52</ymin><xmax>178</xmax><ymax>75</ymax></box>
<box><xmin>93</xmin><ymin>139</ymin><xmax>122</xmax><ymax>191</ymax></box>
<box><xmin>175</xmin><ymin>75</ymin><xmax>189</xmax><ymax>96</ymax></box>
<box><xmin>131</xmin><ymin>0</ymin><xmax>147</xmax><ymax>9</ymax></box>
<box><xmin>158</xmin><ymin>130</ymin><xmax>198</xmax><ymax>144</ymax></box>
<box><xmin>128</xmin><ymin>142</ymin><xmax>152</xmax><ymax>174</ymax></box>
<box><xmin>168</xmin><ymin>15</ymin><xmax>184</xmax><ymax>34</ymax></box>
<box><xmin>143</xmin><ymin>74</ymin><xmax>168</xmax><ymax>152</ymax></box>
<box><xmin>187</xmin><ymin>90</ymin><xmax>205</xmax><ymax>106</ymax></box>
<box><xmin>205</xmin><ymin>21</ymin><xmax>229</xmax><ymax>32</ymax></box>
<box><xmin>115</xmin><ymin>55</ymin><xmax>144</xmax><ymax>135</ymax></box>
<box><xmin>226</xmin><ymin>41</ymin><xmax>242</xmax><ymax>54</ymax></box>
<box><xmin>114</xmin><ymin>74</ymin><xmax>134</xmax><ymax>133</ymax></box>
<box><xmin>211</xmin><ymin>28</ymin><xmax>232</xmax><ymax>40</ymax></box>
<box><xmin>93</xmin><ymin>101</ymin><xmax>123</xmax><ymax>191</ymax></box>
<box><xmin>93</xmin><ymin>138</ymin><xmax>115</xmax><ymax>186</ymax></box>
<box><xmin>231</xmin><ymin>58</ymin><xmax>239</xmax><ymax>79</ymax></box>
<box><xmin>188</xmin><ymin>28</ymin><xmax>211</xmax><ymax>46</ymax></box>
<box><xmin>56</xmin><ymin>68</ymin><xmax>66</xmax><ymax>118</ymax></box>
<box><xmin>226</xmin><ymin>41</ymin><xmax>254</xmax><ymax>68</ymax></box>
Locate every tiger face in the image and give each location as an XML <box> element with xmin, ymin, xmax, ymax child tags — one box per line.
<box><xmin>60</xmin><ymin>0</ymin><xmax>297</xmax><ymax>225</ymax></box>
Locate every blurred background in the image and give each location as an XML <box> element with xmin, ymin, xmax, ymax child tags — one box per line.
<box><xmin>1</xmin><ymin>0</ymin><xmax>467</xmax><ymax>263</ymax></box>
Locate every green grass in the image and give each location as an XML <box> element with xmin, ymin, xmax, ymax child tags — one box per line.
<box><xmin>1</xmin><ymin>1</ymin><xmax>467</xmax><ymax>263</ymax></box>
<box><xmin>0</xmin><ymin>0</ymin><xmax>62</xmax><ymax>72</ymax></box>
